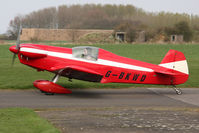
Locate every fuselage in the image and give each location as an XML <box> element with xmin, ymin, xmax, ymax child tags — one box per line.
<box><xmin>9</xmin><ymin>44</ymin><xmax>188</xmax><ymax>85</ymax></box>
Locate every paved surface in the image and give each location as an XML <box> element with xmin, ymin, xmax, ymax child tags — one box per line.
<box><xmin>0</xmin><ymin>88</ymin><xmax>197</xmax><ymax>108</ymax></box>
<box><xmin>149</xmin><ymin>88</ymin><xmax>199</xmax><ymax>106</ymax></box>
<box><xmin>1</xmin><ymin>88</ymin><xmax>199</xmax><ymax>133</ymax></box>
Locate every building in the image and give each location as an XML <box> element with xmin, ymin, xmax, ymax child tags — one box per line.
<box><xmin>20</xmin><ymin>28</ymin><xmax>113</xmax><ymax>42</ymax></box>
<box><xmin>170</xmin><ymin>35</ymin><xmax>184</xmax><ymax>43</ymax></box>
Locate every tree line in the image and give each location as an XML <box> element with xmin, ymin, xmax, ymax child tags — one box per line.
<box><xmin>7</xmin><ymin>4</ymin><xmax>199</xmax><ymax>42</ymax></box>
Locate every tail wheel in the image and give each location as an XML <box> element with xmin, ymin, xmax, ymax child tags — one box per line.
<box><xmin>173</xmin><ymin>85</ymin><xmax>182</xmax><ymax>95</ymax></box>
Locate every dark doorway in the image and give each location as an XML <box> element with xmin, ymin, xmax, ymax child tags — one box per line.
<box><xmin>115</xmin><ymin>32</ymin><xmax>126</xmax><ymax>42</ymax></box>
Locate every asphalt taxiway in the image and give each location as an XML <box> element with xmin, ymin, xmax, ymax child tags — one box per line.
<box><xmin>0</xmin><ymin>88</ymin><xmax>198</xmax><ymax>108</ymax></box>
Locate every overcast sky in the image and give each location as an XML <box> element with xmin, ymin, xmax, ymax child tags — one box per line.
<box><xmin>0</xmin><ymin>0</ymin><xmax>198</xmax><ymax>34</ymax></box>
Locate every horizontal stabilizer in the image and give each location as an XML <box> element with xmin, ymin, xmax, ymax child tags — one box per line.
<box><xmin>154</xmin><ymin>69</ymin><xmax>176</xmax><ymax>76</ymax></box>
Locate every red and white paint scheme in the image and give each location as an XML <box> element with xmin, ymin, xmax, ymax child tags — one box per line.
<box><xmin>9</xmin><ymin>44</ymin><xmax>189</xmax><ymax>95</ymax></box>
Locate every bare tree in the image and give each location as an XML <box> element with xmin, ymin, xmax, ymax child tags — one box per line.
<box><xmin>7</xmin><ymin>15</ymin><xmax>22</xmax><ymax>39</ymax></box>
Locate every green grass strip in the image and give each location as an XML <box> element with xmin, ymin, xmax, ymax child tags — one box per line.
<box><xmin>0</xmin><ymin>108</ymin><xmax>60</xmax><ymax>133</ymax></box>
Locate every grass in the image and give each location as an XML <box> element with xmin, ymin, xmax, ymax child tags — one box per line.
<box><xmin>0</xmin><ymin>108</ymin><xmax>60</xmax><ymax>133</ymax></box>
<box><xmin>0</xmin><ymin>43</ymin><xmax>199</xmax><ymax>89</ymax></box>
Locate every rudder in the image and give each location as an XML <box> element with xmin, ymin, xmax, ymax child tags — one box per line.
<box><xmin>159</xmin><ymin>49</ymin><xmax>189</xmax><ymax>75</ymax></box>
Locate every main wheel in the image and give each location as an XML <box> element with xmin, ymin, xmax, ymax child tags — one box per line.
<box><xmin>175</xmin><ymin>89</ymin><xmax>182</xmax><ymax>95</ymax></box>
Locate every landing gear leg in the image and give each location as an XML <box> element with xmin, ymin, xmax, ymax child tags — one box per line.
<box><xmin>173</xmin><ymin>85</ymin><xmax>182</xmax><ymax>95</ymax></box>
<box><xmin>52</xmin><ymin>74</ymin><xmax>60</xmax><ymax>83</ymax></box>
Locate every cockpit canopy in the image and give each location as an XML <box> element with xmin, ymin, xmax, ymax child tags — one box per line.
<box><xmin>72</xmin><ymin>46</ymin><xmax>99</xmax><ymax>61</ymax></box>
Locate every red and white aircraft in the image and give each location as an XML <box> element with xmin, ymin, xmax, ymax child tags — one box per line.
<box><xmin>9</xmin><ymin>30</ymin><xmax>189</xmax><ymax>95</ymax></box>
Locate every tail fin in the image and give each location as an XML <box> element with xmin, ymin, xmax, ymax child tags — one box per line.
<box><xmin>159</xmin><ymin>50</ymin><xmax>189</xmax><ymax>75</ymax></box>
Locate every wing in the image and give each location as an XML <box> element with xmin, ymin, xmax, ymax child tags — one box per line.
<box><xmin>51</xmin><ymin>65</ymin><xmax>103</xmax><ymax>82</ymax></box>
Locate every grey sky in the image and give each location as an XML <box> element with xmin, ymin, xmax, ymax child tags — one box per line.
<box><xmin>0</xmin><ymin>0</ymin><xmax>198</xmax><ymax>34</ymax></box>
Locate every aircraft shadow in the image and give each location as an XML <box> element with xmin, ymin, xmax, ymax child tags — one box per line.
<box><xmin>54</xmin><ymin>88</ymin><xmax>159</xmax><ymax>98</ymax></box>
<box><xmin>65</xmin><ymin>90</ymin><xmax>104</xmax><ymax>98</ymax></box>
<box><xmin>36</xmin><ymin>88</ymin><xmax>191</xmax><ymax>98</ymax></box>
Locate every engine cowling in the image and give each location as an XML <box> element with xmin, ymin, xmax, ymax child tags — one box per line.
<box><xmin>33</xmin><ymin>80</ymin><xmax>72</xmax><ymax>94</ymax></box>
<box><xmin>20</xmin><ymin>51</ymin><xmax>47</xmax><ymax>58</ymax></box>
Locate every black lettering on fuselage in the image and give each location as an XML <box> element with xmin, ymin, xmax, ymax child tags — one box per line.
<box><xmin>132</xmin><ymin>74</ymin><xmax>140</xmax><ymax>81</ymax></box>
<box><xmin>140</xmin><ymin>75</ymin><xmax>146</xmax><ymax>82</ymax></box>
<box><xmin>105</xmin><ymin>71</ymin><xmax>112</xmax><ymax>77</ymax></box>
<box><xmin>125</xmin><ymin>73</ymin><xmax>131</xmax><ymax>80</ymax></box>
<box><xmin>119</xmin><ymin>72</ymin><xmax>125</xmax><ymax>79</ymax></box>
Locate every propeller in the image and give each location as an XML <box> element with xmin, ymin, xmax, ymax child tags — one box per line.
<box><xmin>11</xmin><ymin>53</ymin><xmax>17</xmax><ymax>66</ymax></box>
<box><xmin>12</xmin><ymin>25</ymin><xmax>22</xmax><ymax>66</ymax></box>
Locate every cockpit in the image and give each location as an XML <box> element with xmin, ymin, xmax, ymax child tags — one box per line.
<box><xmin>72</xmin><ymin>46</ymin><xmax>99</xmax><ymax>61</ymax></box>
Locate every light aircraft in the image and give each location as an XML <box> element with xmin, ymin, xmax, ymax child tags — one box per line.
<box><xmin>9</xmin><ymin>28</ymin><xmax>189</xmax><ymax>95</ymax></box>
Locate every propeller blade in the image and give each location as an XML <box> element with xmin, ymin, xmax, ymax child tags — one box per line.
<box><xmin>12</xmin><ymin>24</ymin><xmax>22</xmax><ymax>66</ymax></box>
<box><xmin>16</xmin><ymin>24</ymin><xmax>22</xmax><ymax>51</ymax></box>
<box><xmin>12</xmin><ymin>54</ymin><xmax>16</xmax><ymax>66</ymax></box>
